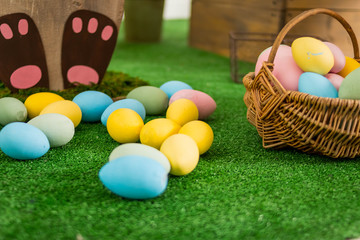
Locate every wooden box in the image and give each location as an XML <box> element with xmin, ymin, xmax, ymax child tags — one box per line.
<box><xmin>189</xmin><ymin>0</ymin><xmax>285</xmax><ymax>62</ymax></box>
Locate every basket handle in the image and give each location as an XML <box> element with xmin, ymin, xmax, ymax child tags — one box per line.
<box><xmin>267</xmin><ymin>8</ymin><xmax>360</xmax><ymax>64</ymax></box>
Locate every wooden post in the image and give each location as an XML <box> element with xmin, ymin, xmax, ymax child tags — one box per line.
<box><xmin>124</xmin><ymin>0</ymin><xmax>165</xmax><ymax>42</ymax></box>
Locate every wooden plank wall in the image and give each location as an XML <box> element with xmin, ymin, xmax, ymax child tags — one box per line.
<box><xmin>285</xmin><ymin>0</ymin><xmax>360</xmax><ymax>58</ymax></box>
<box><xmin>189</xmin><ymin>0</ymin><xmax>285</xmax><ymax>62</ymax></box>
<box><xmin>189</xmin><ymin>0</ymin><xmax>360</xmax><ymax>62</ymax></box>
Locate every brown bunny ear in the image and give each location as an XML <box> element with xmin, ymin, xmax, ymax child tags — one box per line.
<box><xmin>0</xmin><ymin>13</ymin><xmax>49</xmax><ymax>92</ymax></box>
<box><xmin>61</xmin><ymin>10</ymin><xmax>118</xmax><ymax>89</ymax></box>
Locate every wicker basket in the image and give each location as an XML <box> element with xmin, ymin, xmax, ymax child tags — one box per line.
<box><xmin>243</xmin><ymin>8</ymin><xmax>360</xmax><ymax>158</ymax></box>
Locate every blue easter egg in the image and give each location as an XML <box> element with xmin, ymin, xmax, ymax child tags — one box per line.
<box><xmin>160</xmin><ymin>80</ymin><xmax>193</xmax><ymax>99</ymax></box>
<box><xmin>101</xmin><ymin>99</ymin><xmax>146</xmax><ymax>126</ymax></box>
<box><xmin>0</xmin><ymin>122</ymin><xmax>50</xmax><ymax>160</ymax></box>
<box><xmin>298</xmin><ymin>72</ymin><xmax>338</xmax><ymax>98</ymax></box>
<box><xmin>99</xmin><ymin>155</ymin><xmax>168</xmax><ymax>199</ymax></box>
<box><xmin>72</xmin><ymin>90</ymin><xmax>113</xmax><ymax>122</ymax></box>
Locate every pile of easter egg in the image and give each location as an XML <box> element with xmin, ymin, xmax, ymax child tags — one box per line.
<box><xmin>255</xmin><ymin>36</ymin><xmax>360</xmax><ymax>99</ymax></box>
<box><xmin>0</xmin><ymin>92</ymin><xmax>79</xmax><ymax>160</ymax></box>
<box><xmin>0</xmin><ymin>80</ymin><xmax>217</xmax><ymax>200</ymax></box>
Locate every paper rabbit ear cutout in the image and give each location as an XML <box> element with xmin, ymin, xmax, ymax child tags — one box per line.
<box><xmin>0</xmin><ymin>13</ymin><xmax>49</xmax><ymax>92</ymax></box>
<box><xmin>61</xmin><ymin>10</ymin><xmax>118</xmax><ymax>89</ymax></box>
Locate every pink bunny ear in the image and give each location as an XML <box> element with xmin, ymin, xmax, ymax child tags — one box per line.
<box><xmin>0</xmin><ymin>13</ymin><xmax>49</xmax><ymax>92</ymax></box>
<box><xmin>61</xmin><ymin>10</ymin><xmax>118</xmax><ymax>89</ymax></box>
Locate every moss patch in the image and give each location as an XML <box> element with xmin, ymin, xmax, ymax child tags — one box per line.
<box><xmin>0</xmin><ymin>71</ymin><xmax>148</xmax><ymax>102</ymax></box>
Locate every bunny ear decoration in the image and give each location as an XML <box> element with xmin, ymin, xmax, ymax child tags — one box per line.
<box><xmin>61</xmin><ymin>10</ymin><xmax>118</xmax><ymax>89</ymax></box>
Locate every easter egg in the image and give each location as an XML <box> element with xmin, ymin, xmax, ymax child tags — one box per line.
<box><xmin>298</xmin><ymin>72</ymin><xmax>338</xmax><ymax>98</ymax></box>
<box><xmin>140</xmin><ymin>118</ymin><xmax>180</xmax><ymax>149</ymax></box>
<box><xmin>27</xmin><ymin>113</ymin><xmax>75</xmax><ymax>147</ymax></box>
<box><xmin>169</xmin><ymin>89</ymin><xmax>216</xmax><ymax>119</ymax></box>
<box><xmin>99</xmin><ymin>156</ymin><xmax>168</xmax><ymax>199</ymax></box>
<box><xmin>24</xmin><ymin>92</ymin><xmax>64</xmax><ymax>119</ymax></box>
<box><xmin>40</xmin><ymin>100</ymin><xmax>82</xmax><ymax>127</ymax></box>
<box><xmin>127</xmin><ymin>86</ymin><xmax>168</xmax><ymax>115</ymax></box>
<box><xmin>255</xmin><ymin>45</ymin><xmax>303</xmax><ymax>91</ymax></box>
<box><xmin>339</xmin><ymin>67</ymin><xmax>360</xmax><ymax>100</ymax></box>
<box><xmin>72</xmin><ymin>90</ymin><xmax>113</xmax><ymax>122</ymax></box>
<box><xmin>0</xmin><ymin>122</ymin><xmax>50</xmax><ymax>160</ymax></box>
<box><xmin>160</xmin><ymin>134</ymin><xmax>199</xmax><ymax>176</ymax></box>
<box><xmin>0</xmin><ymin>97</ymin><xmax>27</xmax><ymax>126</ymax></box>
<box><xmin>101</xmin><ymin>99</ymin><xmax>146</xmax><ymax>126</ymax></box>
<box><xmin>166</xmin><ymin>98</ymin><xmax>199</xmax><ymax>126</ymax></box>
<box><xmin>325</xmin><ymin>73</ymin><xmax>343</xmax><ymax>91</ymax></box>
<box><xmin>337</xmin><ymin>56</ymin><xmax>360</xmax><ymax>78</ymax></box>
<box><xmin>109</xmin><ymin>143</ymin><xmax>171</xmax><ymax>173</ymax></box>
<box><xmin>107</xmin><ymin>108</ymin><xmax>144</xmax><ymax>143</ymax></box>
<box><xmin>160</xmin><ymin>80</ymin><xmax>193</xmax><ymax>99</ymax></box>
<box><xmin>324</xmin><ymin>42</ymin><xmax>346</xmax><ymax>73</ymax></box>
<box><xmin>292</xmin><ymin>37</ymin><xmax>334</xmax><ymax>75</ymax></box>
<box><xmin>179</xmin><ymin>120</ymin><xmax>214</xmax><ymax>155</ymax></box>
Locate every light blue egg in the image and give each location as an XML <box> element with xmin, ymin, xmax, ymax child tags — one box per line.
<box><xmin>298</xmin><ymin>72</ymin><xmax>338</xmax><ymax>98</ymax></box>
<box><xmin>72</xmin><ymin>90</ymin><xmax>113</xmax><ymax>122</ymax></box>
<box><xmin>160</xmin><ymin>80</ymin><xmax>193</xmax><ymax>99</ymax></box>
<box><xmin>0</xmin><ymin>122</ymin><xmax>50</xmax><ymax>160</ymax></box>
<box><xmin>101</xmin><ymin>99</ymin><xmax>146</xmax><ymax>126</ymax></box>
<box><xmin>99</xmin><ymin>155</ymin><xmax>168</xmax><ymax>199</ymax></box>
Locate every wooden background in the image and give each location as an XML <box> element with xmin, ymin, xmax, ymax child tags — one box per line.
<box><xmin>189</xmin><ymin>0</ymin><xmax>360</xmax><ymax>63</ymax></box>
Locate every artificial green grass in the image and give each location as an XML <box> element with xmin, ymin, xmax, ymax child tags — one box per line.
<box><xmin>1</xmin><ymin>19</ymin><xmax>360</xmax><ymax>240</ymax></box>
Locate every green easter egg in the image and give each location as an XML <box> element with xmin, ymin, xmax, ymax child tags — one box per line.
<box><xmin>0</xmin><ymin>97</ymin><xmax>27</xmax><ymax>126</ymax></box>
<box><xmin>339</xmin><ymin>67</ymin><xmax>360</xmax><ymax>100</ymax></box>
<box><xmin>27</xmin><ymin>113</ymin><xmax>75</xmax><ymax>148</ymax></box>
<box><xmin>126</xmin><ymin>86</ymin><xmax>168</xmax><ymax>115</ymax></box>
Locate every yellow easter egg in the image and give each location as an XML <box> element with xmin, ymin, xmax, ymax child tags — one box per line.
<box><xmin>40</xmin><ymin>100</ymin><xmax>82</xmax><ymax>127</ymax></box>
<box><xmin>179</xmin><ymin>120</ymin><xmax>213</xmax><ymax>155</ymax></box>
<box><xmin>337</xmin><ymin>56</ymin><xmax>360</xmax><ymax>78</ymax></box>
<box><xmin>140</xmin><ymin>118</ymin><xmax>180</xmax><ymax>149</ymax></box>
<box><xmin>24</xmin><ymin>92</ymin><xmax>64</xmax><ymax>119</ymax></box>
<box><xmin>166</xmin><ymin>98</ymin><xmax>199</xmax><ymax>126</ymax></box>
<box><xmin>160</xmin><ymin>134</ymin><xmax>199</xmax><ymax>176</ymax></box>
<box><xmin>291</xmin><ymin>37</ymin><xmax>334</xmax><ymax>75</ymax></box>
<box><xmin>107</xmin><ymin>108</ymin><xmax>144</xmax><ymax>143</ymax></box>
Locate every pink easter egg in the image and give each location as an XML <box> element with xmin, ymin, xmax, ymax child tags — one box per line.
<box><xmin>255</xmin><ymin>45</ymin><xmax>303</xmax><ymax>91</ymax></box>
<box><xmin>255</xmin><ymin>45</ymin><xmax>272</xmax><ymax>75</ymax></box>
<box><xmin>325</xmin><ymin>73</ymin><xmax>343</xmax><ymax>91</ymax></box>
<box><xmin>324</xmin><ymin>42</ymin><xmax>346</xmax><ymax>73</ymax></box>
<box><xmin>169</xmin><ymin>89</ymin><xmax>216</xmax><ymax>120</ymax></box>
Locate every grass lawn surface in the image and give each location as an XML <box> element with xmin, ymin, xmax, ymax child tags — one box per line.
<box><xmin>1</xmin><ymin>19</ymin><xmax>360</xmax><ymax>240</ymax></box>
